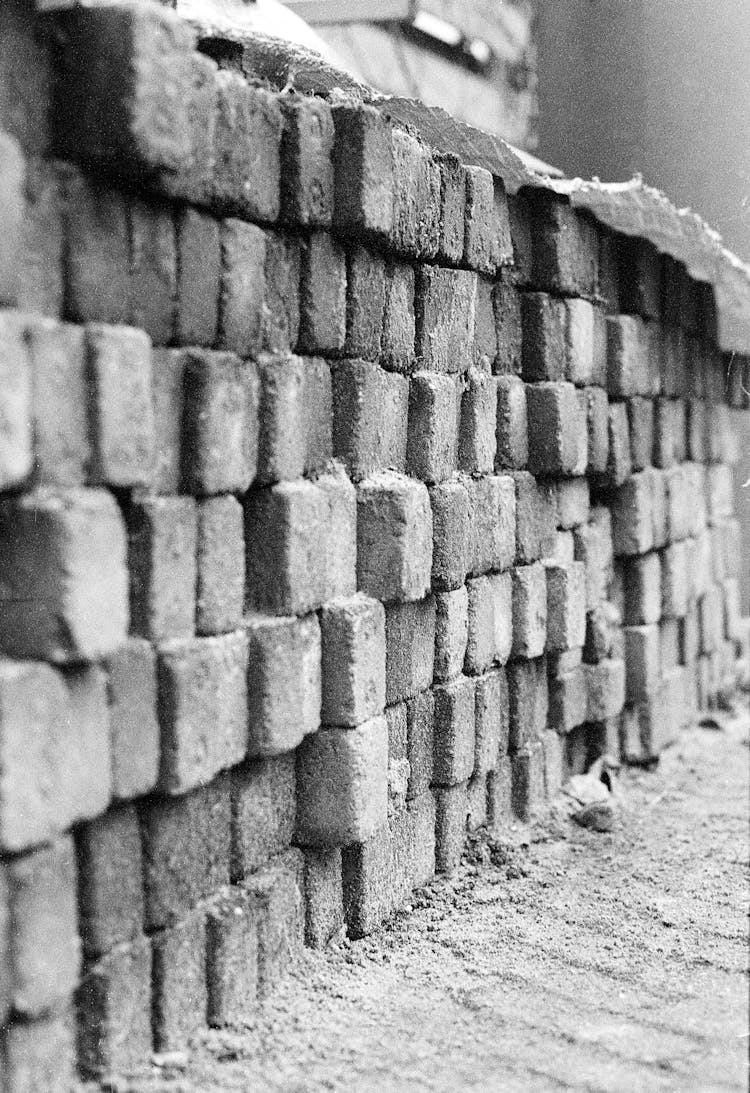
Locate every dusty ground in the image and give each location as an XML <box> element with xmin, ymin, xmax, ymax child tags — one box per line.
<box><xmin>137</xmin><ymin>713</ymin><xmax>749</xmax><ymax>1093</ymax></box>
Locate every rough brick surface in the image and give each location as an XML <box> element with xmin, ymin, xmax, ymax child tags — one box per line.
<box><xmin>246</xmin><ymin>613</ymin><xmax>321</xmax><ymax>757</ymax></box>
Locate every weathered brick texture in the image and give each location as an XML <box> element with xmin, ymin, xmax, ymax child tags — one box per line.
<box><xmin>0</xmin><ymin>5</ymin><xmax>747</xmax><ymax>1081</ymax></box>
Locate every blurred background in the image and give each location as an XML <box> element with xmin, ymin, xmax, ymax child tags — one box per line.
<box><xmin>217</xmin><ymin>0</ymin><xmax>750</xmax><ymax>263</ymax></box>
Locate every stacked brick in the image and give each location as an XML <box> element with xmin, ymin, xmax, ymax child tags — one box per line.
<box><xmin>0</xmin><ymin>3</ymin><xmax>747</xmax><ymax>1088</ymax></box>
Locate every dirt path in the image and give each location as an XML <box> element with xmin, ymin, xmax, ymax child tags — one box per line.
<box><xmin>140</xmin><ymin>715</ymin><xmax>750</xmax><ymax>1093</ymax></box>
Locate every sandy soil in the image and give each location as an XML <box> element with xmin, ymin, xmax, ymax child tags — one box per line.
<box><xmin>128</xmin><ymin>712</ymin><xmax>750</xmax><ymax>1093</ymax></box>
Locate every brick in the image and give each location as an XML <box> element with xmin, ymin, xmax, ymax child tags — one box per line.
<box><xmin>183</xmin><ymin>349</ymin><xmax>259</xmax><ymax>494</ymax></box>
<box><xmin>217</xmin><ymin>218</ymin><xmax>265</xmax><ymax>357</ymax></box>
<box><xmin>175</xmin><ymin>207</ymin><xmax>220</xmax><ymax>347</ymax></box>
<box><xmin>128</xmin><ymin>199</ymin><xmax>176</xmax><ymax>345</ymax></box>
<box><xmin>611</xmin><ymin>472</ymin><xmax>654</xmax><ymax>556</ymax></box>
<box><xmin>405</xmin><ymin>690</ymin><xmax>435</xmax><ymax>799</ymax></box>
<box><xmin>465</xmin><ymin>576</ymin><xmax>496</xmax><ymax>676</ymax></box>
<box><xmin>158</xmin><ymin>50</ymin><xmax>218</xmax><ymax>203</ymax></box>
<box><xmin>624</xmin><ymin>625</ymin><xmax>660</xmax><ymax>702</ymax></box>
<box><xmin>467</xmin><ymin>474</ymin><xmax>516</xmax><ymax>576</ymax></box>
<box><xmin>543</xmin><ymin>728</ymin><xmax>565</xmax><ymax>797</ymax></box>
<box><xmin>406</xmin><ymin>791</ymin><xmax>436</xmax><ymax>886</ymax></box>
<box><xmin>342</xmin><ymin>815</ymin><xmax>406</xmax><ymax>938</ymax></box>
<box><xmin>280</xmin><ymin>95</ymin><xmax>334</xmax><ymax>226</ymax></box>
<box><xmin>0</xmin><ymin>133</ymin><xmax>24</xmax><ymax>306</ymax></box>
<box><xmin>244</xmin><ymin>849</ymin><xmax>304</xmax><ymax>999</ymax></box>
<box><xmin>574</xmin><ymin>508</ymin><xmax>614</xmax><ymax>609</ymax></box>
<box><xmin>59</xmin><ymin>671</ymin><xmax>110</xmax><ymax>826</ymax></box>
<box><xmin>487</xmin><ymin>756</ymin><xmax>513</xmax><ymax>828</ymax></box>
<box><xmin>303</xmin><ymin>848</ymin><xmax>344</xmax><ymax>949</ymax></box>
<box><xmin>245</xmin><ymin>479</ymin><xmax>328</xmax><ymax>614</ymax></box>
<box><xmin>76</xmin><ymin>804</ymin><xmax>143</xmax><ymax>960</ymax></box>
<box><xmin>545</xmin><ymin>560</ymin><xmax>586</xmax><ymax>652</ymax></box>
<box><xmin>391</xmin><ymin>129</ymin><xmax>441</xmax><ymax>260</ymax></box>
<box><xmin>385</xmin><ymin>597</ymin><xmax>436</xmax><ymax>705</ymax></box>
<box><xmin>317</xmin><ymin>469</ymin><xmax>358</xmax><ymax>602</ymax></box>
<box><xmin>531</xmin><ymin>198</ymin><xmax>598</xmax><ymax>296</ymax></box>
<box><xmin>490</xmin><ymin>571</ymin><xmax>514</xmax><ymax>666</ymax></box>
<box><xmin>660</xmin><ymin>617</ymin><xmax>681</xmax><ymax>672</ymax></box>
<box><xmin>698</xmin><ymin>585</ymin><xmax>723</xmax><ymax>655</ymax></box>
<box><xmin>407</xmin><ymin>370</ymin><xmax>459</xmax><ymax>483</ymax></box>
<box><xmin>606</xmin><ymin>315</ymin><xmax>653</xmax><ymax>397</ymax></box>
<box><xmin>627</xmin><ymin>396</ymin><xmax>654</xmax><ymax>471</ymax></box>
<box><xmin>436</xmin><ymin>153</ymin><xmax>466</xmax><ymax>265</ymax></box>
<box><xmin>321</xmin><ymin>595</ymin><xmax>386</xmax><ymax>727</ymax></box>
<box><xmin>256</xmin><ymin>353</ymin><xmax>305</xmax><ymax>483</ymax></box>
<box><xmin>345</xmin><ymin>245</ymin><xmax>385</xmax><ymax>360</ymax></box>
<box><xmin>141</xmin><ymin>777</ymin><xmax>230</xmax><ymax>932</ymax></box>
<box><xmin>25</xmin><ymin>317</ymin><xmax>87</xmax><ymax>486</ymax></box>
<box><xmin>493</xmin><ymin>271</ymin><xmax>523</xmax><ymax>374</ymax></box>
<box><xmin>474</xmin><ymin>276</ymin><xmax>498</xmax><ymax>367</ymax></box>
<box><xmin>333</xmin><ymin>359</ymin><xmax>408</xmax><ymax>480</ymax></box>
<box><xmin>582</xmin><ymin>384</ymin><xmax>609</xmax><ymax>475</ymax></box>
<box><xmin>332</xmin><ymin>104</ymin><xmax>393</xmax><ymax>240</ymax></box>
<box><xmin>513</xmin><ymin>470</ymin><xmax>556</xmax><ymax>565</ymax></box>
<box><xmin>511</xmin><ymin>743</ymin><xmax>546</xmax><ymax>821</ymax></box>
<box><xmin>299</xmin><ymin>231</ymin><xmax>347</xmax><ymax>354</ymax></box>
<box><xmin>128</xmin><ymin>495</ymin><xmax>197</xmax><ymax>642</ymax></box>
<box><xmin>0</xmin><ymin>663</ymin><xmax>66</xmax><ymax>851</ymax></box>
<box><xmin>0</xmin><ymin>488</ymin><xmax>127</xmax><ymax>663</ymax></box>
<box><xmin>556</xmin><ymin>477</ymin><xmax>590</xmax><ymax>530</ymax></box>
<box><xmin>245</xmin><ymin>613</ymin><xmax>320</xmax><ymax>757</ymax></box>
<box><xmin>521</xmin><ymin>292</ymin><xmax>566</xmax><ymax>381</ymax></box>
<box><xmin>660</xmin><ymin>323</ymin><xmax>688</xmax><ymax>397</ymax></box>
<box><xmin>106</xmin><ymin>638</ymin><xmax>159</xmax><ymax>801</ymax></box>
<box><xmin>619</xmin><ymin>239</ymin><xmax>661</xmax><ymax>319</ymax></box>
<box><xmin>466</xmin><ymin>772</ymin><xmax>489</xmax><ymax>831</ymax></box>
<box><xmin>382</xmin><ymin>262</ymin><xmax>416</xmax><ymax>371</ymax></box>
<box><xmin>511</xmin><ymin>563</ymin><xmax>547</xmax><ymax>658</ymax></box>
<box><xmin>230</xmin><ymin>753</ymin><xmax>296</xmax><ymax>883</ymax></box>
<box><xmin>553</xmin><ymin>531</ymin><xmax>576</xmax><ymax>565</ymax></box>
<box><xmin>495</xmin><ymin>374</ymin><xmax>528</xmax><ymax>470</ymax></box>
<box><xmin>706</xmin><ymin>462</ymin><xmax>734</xmax><ymax>520</ymax></box>
<box><xmin>0</xmin><ymin>313</ymin><xmax>31</xmax><ymax>489</ymax></box>
<box><xmin>77</xmin><ymin>938</ymin><xmax>152</xmax><ymax>1079</ymax></box>
<box><xmin>665</xmin><ymin>465</ymin><xmax>692</xmax><ymax>541</ymax></box>
<box><xmin>86</xmin><ymin>323</ymin><xmax>154</xmax><ymax>487</ymax></box>
<box><xmin>157</xmin><ymin>632</ymin><xmax>248</xmax><ymax>794</ymax></box>
<box><xmin>208</xmin><ymin>888</ymin><xmax>262</xmax><ymax>1028</ymax></box>
<box><xmin>564</xmin><ymin>298</ymin><xmax>607</xmax><ymax>386</ymax></box>
<box><xmin>583</xmin><ymin>602</ymin><xmax>621</xmax><ymax>663</ymax></box>
<box><xmin>415</xmin><ymin>266</ymin><xmax>476</xmax><ymax>373</ymax></box>
<box><xmin>212</xmin><ymin>77</ymin><xmax>282</xmax><ymax>221</ymax></box>
<box><xmin>464</xmin><ymin>165</ymin><xmax>507</xmax><ymax>273</ymax></box>
<box><xmin>196</xmin><ymin>495</ymin><xmax>244</xmax><ymax>635</ymax></box>
<box><xmin>296</xmin><ymin>717</ymin><xmax>388</xmax><ymax>847</ymax></box>
<box><xmin>526</xmin><ymin>381</ymin><xmax>583</xmax><ymax>476</ymax></box>
<box><xmin>8</xmin><ymin>838</ymin><xmax>79</xmax><ymax>1018</ymax></box>
<box><xmin>474</xmin><ymin>668</ymin><xmax>509</xmax><ymax>776</ymax></box>
<box><xmin>430</xmin><ymin>477</ymin><xmax>470</xmax><ymax>591</ymax></box>
<box><xmin>261</xmin><ymin>230</ymin><xmax>301</xmax><ymax>353</ymax></box>
<box><xmin>62</xmin><ymin>168</ymin><xmax>131</xmax><ymax>325</ymax></box>
<box><xmin>53</xmin><ymin>4</ymin><xmax>194</xmax><ymax>175</ymax></box>
<box><xmin>459</xmin><ymin>368</ymin><xmax>497</xmax><ymax>475</ymax></box>
<box><xmin>2</xmin><ymin>1010</ymin><xmax>76</xmax><ymax>1093</ymax></box>
<box><xmin>508</xmin><ymin>657</ymin><xmax>547</xmax><ymax>751</ymax></box>
<box><xmin>548</xmin><ymin>664</ymin><xmax>587</xmax><ymax>734</ymax></box>
<box><xmin>661</xmin><ymin>540</ymin><xmax>689</xmax><ymax>619</ymax></box>
<box><xmin>434</xmin><ymin>781</ymin><xmax>468</xmax><ymax>872</ymax></box>
<box><xmin>600</xmin><ymin>400</ymin><xmax>632</xmax><ymax>487</ymax></box>
<box><xmin>150</xmin><ymin>347</ymin><xmax>186</xmax><ymax>494</ymax></box>
<box><xmin>357</xmin><ymin>473</ymin><xmax>432</xmax><ymax>603</ymax></box>
<box><xmin>152</xmin><ymin>908</ymin><xmax>207</xmax><ymax>1052</ymax></box>
<box><xmin>584</xmin><ymin>659</ymin><xmax>626</xmax><ymax>720</ymax></box>
<box><xmin>432</xmin><ymin>676</ymin><xmax>475</xmax><ymax>786</ymax></box>
<box><xmin>434</xmin><ymin>587</ymin><xmax>469</xmax><ymax>682</ymax></box>
<box><xmin>653</xmin><ymin>397</ymin><xmax>686</xmax><ymax>468</ymax></box>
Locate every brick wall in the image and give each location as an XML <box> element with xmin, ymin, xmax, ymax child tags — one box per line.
<box><xmin>0</xmin><ymin>4</ymin><xmax>748</xmax><ymax>1089</ymax></box>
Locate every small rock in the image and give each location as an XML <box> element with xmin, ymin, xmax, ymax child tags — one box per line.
<box><xmin>573</xmin><ymin>800</ymin><xmax>616</xmax><ymax>832</ymax></box>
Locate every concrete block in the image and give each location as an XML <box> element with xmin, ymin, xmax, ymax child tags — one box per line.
<box><xmin>508</xmin><ymin>657</ymin><xmax>548</xmax><ymax>752</ymax></box>
<box><xmin>406</xmin><ymin>371</ymin><xmax>459</xmax><ymax>483</ymax></box>
<box><xmin>196</xmin><ymin>495</ymin><xmax>245</xmax><ymax>635</ymax></box>
<box><xmin>490</xmin><ymin>570</ymin><xmax>514</xmax><ymax>667</ymax></box>
<box><xmin>27</xmin><ymin>317</ymin><xmax>88</xmax><ymax>486</ymax></box>
<box><xmin>321</xmin><ymin>595</ymin><xmax>386</xmax><ymax>727</ymax></box>
<box><xmin>493</xmin><ymin>270</ymin><xmax>523</xmax><ymax>375</ymax></box>
<box><xmin>217</xmin><ymin>218</ymin><xmax>265</xmax><ymax>357</ymax></box>
<box><xmin>459</xmin><ymin>368</ymin><xmax>497</xmax><ymax>474</ymax></box>
<box><xmin>150</xmin><ymin>347</ymin><xmax>187</xmax><ymax>494</ymax></box>
<box><xmin>0</xmin><ymin>487</ymin><xmax>128</xmax><ymax>663</ymax></box>
<box><xmin>127</xmin><ymin>495</ymin><xmax>197</xmax><ymax>642</ymax></box>
<box><xmin>433</xmin><ymin>677</ymin><xmax>476</xmax><ymax>786</ymax></box>
<box><xmin>531</xmin><ymin>198</ymin><xmax>598</xmax><ymax>296</ymax></box>
<box><xmin>175</xmin><ymin>206</ymin><xmax>220</xmax><ymax>347</ymax></box>
<box><xmin>299</xmin><ymin>231</ymin><xmax>347</xmax><ymax>354</ymax></box>
<box><xmin>513</xmin><ymin>470</ymin><xmax>556</xmax><ymax>565</ymax></box>
<box><xmin>661</xmin><ymin>540</ymin><xmax>689</xmax><ymax>619</ymax></box>
<box><xmin>333</xmin><ymin>358</ymin><xmax>408</xmax><ymax>481</ymax></box>
<box><xmin>128</xmin><ymin>199</ymin><xmax>176</xmax><ymax>346</ymax></box>
<box><xmin>435</xmin><ymin>153</ymin><xmax>466</xmax><ymax>264</ymax></box>
<box><xmin>211</xmin><ymin>78</ymin><xmax>281</xmax><ymax>222</ymax></box>
<box><xmin>602</xmin><ymin>400</ymin><xmax>632</xmax><ymax>487</ymax></box>
<box><xmin>623</xmin><ymin>551</ymin><xmax>662</xmax><ymax>625</ymax></box>
<box><xmin>627</xmin><ymin>395</ymin><xmax>654</xmax><ymax>471</ymax></box>
<box><xmin>545</xmin><ymin>560</ymin><xmax>586</xmax><ymax>652</ymax></box>
<box><xmin>261</xmin><ymin>231</ymin><xmax>301</xmax><ymax>354</ymax></box>
<box><xmin>564</xmin><ymin>298</ymin><xmax>607</xmax><ymax>386</ymax></box>
<box><xmin>430</xmin><ymin>477</ymin><xmax>470</xmax><ymax>591</ymax></box>
<box><xmin>495</xmin><ymin>373</ymin><xmax>528</xmax><ymax>470</ymax></box>
<box><xmin>582</xmin><ymin>384</ymin><xmax>609</xmax><ymax>475</ymax></box>
<box><xmin>345</xmin><ymin>245</ymin><xmax>385</xmax><ymax>360</ymax></box>
<box><xmin>245</xmin><ymin>613</ymin><xmax>320</xmax><ymax>757</ymax></box>
<box><xmin>182</xmin><ymin>349</ymin><xmax>259</xmax><ymax>495</ymax></box>
<box><xmin>526</xmin><ymin>380</ymin><xmax>583</xmax><ymax>476</ymax></box>
<box><xmin>332</xmin><ymin>103</ymin><xmax>393</xmax><ymax>240</ymax></box>
<box><xmin>62</xmin><ymin>169</ymin><xmax>131</xmax><ymax>325</ymax></box>
<box><xmin>415</xmin><ymin>266</ymin><xmax>476</xmax><ymax>373</ymax></box>
<box><xmin>611</xmin><ymin>472</ymin><xmax>654</xmax><ymax>556</ymax></box>
<box><xmin>465</xmin><ymin>576</ymin><xmax>496</xmax><ymax>676</ymax></box>
<box><xmin>381</xmin><ymin>261</ymin><xmax>416</xmax><ymax>371</ymax></box>
<box><xmin>467</xmin><ymin>474</ymin><xmax>516</xmax><ymax>576</ymax></box>
<box><xmin>106</xmin><ymin>638</ymin><xmax>160</xmax><ymax>801</ymax></box>
<box><xmin>660</xmin><ymin>617</ymin><xmax>681</xmax><ymax>672</ymax></box>
<box><xmin>296</xmin><ymin>717</ymin><xmax>388</xmax><ymax>847</ymax></box>
<box><xmin>157</xmin><ymin>631</ymin><xmax>248</xmax><ymax>793</ymax></box>
<box><xmin>391</xmin><ymin>129</ymin><xmax>441</xmax><ymax>260</ymax></box>
<box><xmin>474</xmin><ymin>275</ymin><xmax>498</xmax><ymax>367</ymax></box>
<box><xmin>434</xmin><ymin>587</ymin><xmax>469</xmax><ymax>683</ymax></box>
<box><xmin>357</xmin><ymin>473</ymin><xmax>432</xmax><ymax>603</ymax></box>
<box><xmin>474</xmin><ymin>667</ymin><xmax>509</xmax><ymax>776</ymax></box>
<box><xmin>231</xmin><ymin>753</ymin><xmax>296</xmax><ymax>879</ymax></box>
<box><xmin>318</xmin><ymin>468</ymin><xmax>358</xmax><ymax>602</ymax></box>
